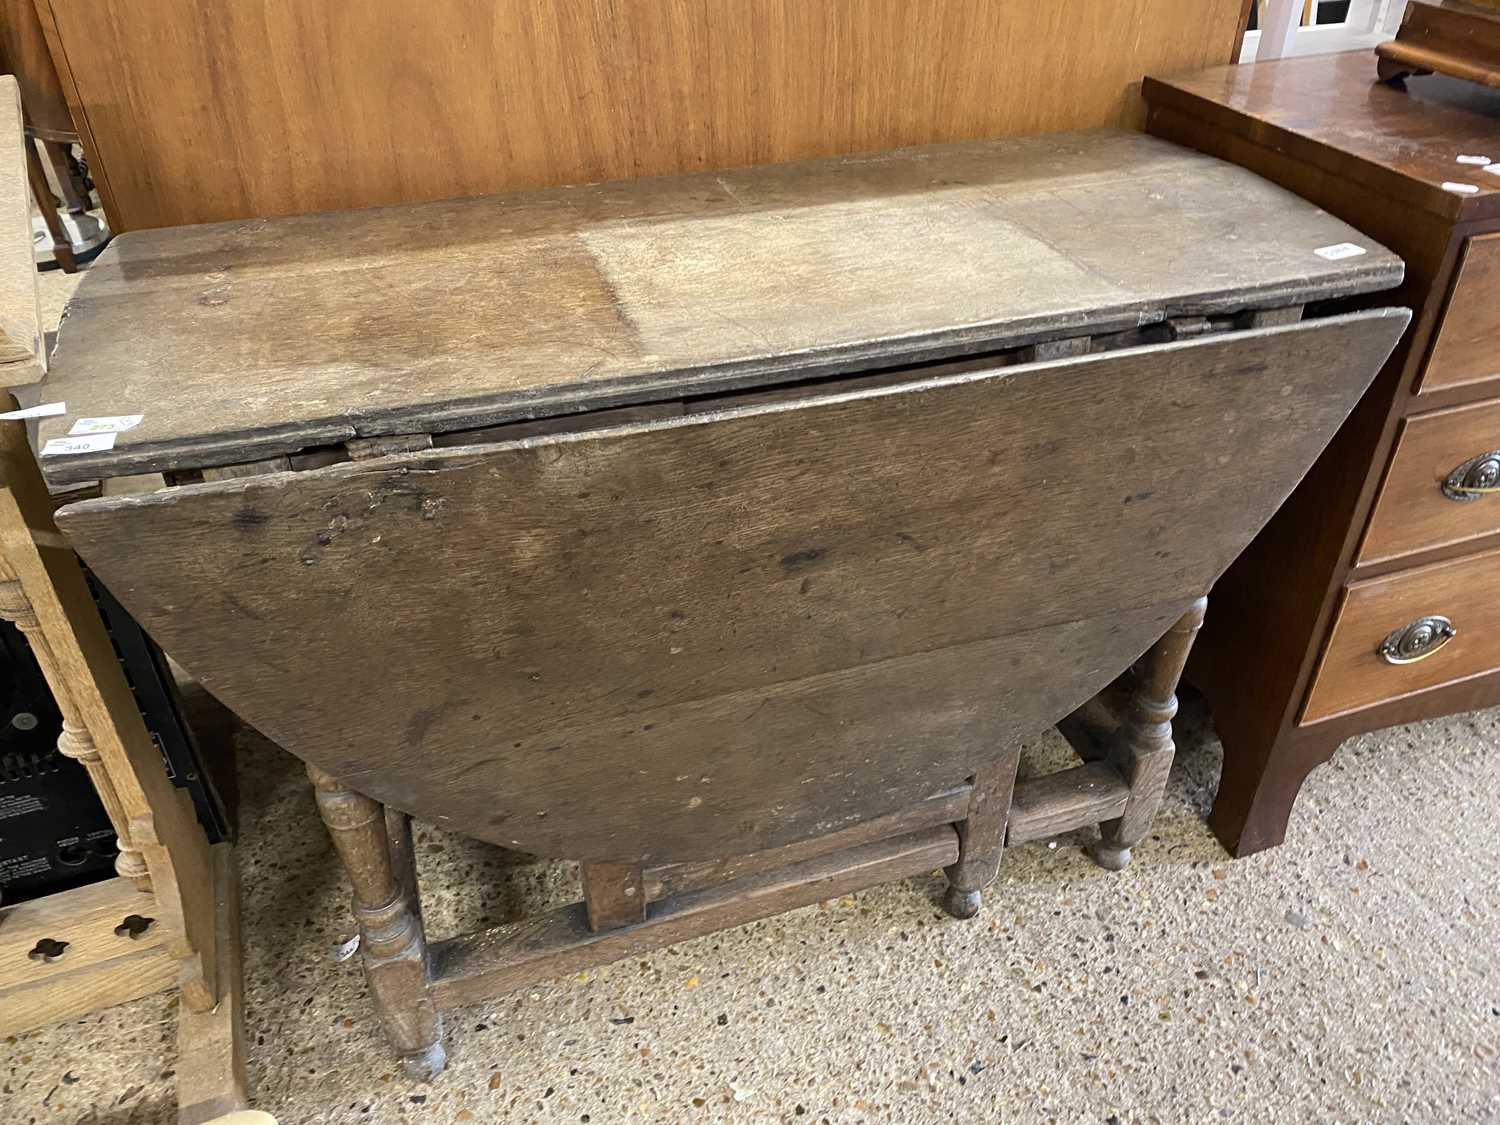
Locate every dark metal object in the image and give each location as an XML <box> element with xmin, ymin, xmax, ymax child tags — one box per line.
<box><xmin>0</xmin><ymin>619</ymin><xmax>117</xmax><ymax>901</ymax></box>
<box><xmin>86</xmin><ymin>571</ymin><xmax>229</xmax><ymax>844</ymax></box>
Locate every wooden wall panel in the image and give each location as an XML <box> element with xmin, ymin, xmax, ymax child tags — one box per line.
<box><xmin>1</xmin><ymin>0</ymin><xmax>74</xmax><ymax>137</ymax></box>
<box><xmin>37</xmin><ymin>0</ymin><xmax>1245</xmax><ymax>231</ymax></box>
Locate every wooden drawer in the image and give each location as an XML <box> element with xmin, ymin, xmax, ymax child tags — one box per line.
<box><xmin>1303</xmin><ymin>547</ymin><xmax>1500</xmax><ymax>722</ymax></box>
<box><xmin>1419</xmin><ymin>232</ymin><xmax>1500</xmax><ymax>394</ymax></box>
<box><xmin>1358</xmin><ymin>398</ymin><xmax>1500</xmax><ymax>564</ymax></box>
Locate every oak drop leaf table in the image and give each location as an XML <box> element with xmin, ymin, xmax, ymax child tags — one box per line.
<box><xmin>35</xmin><ymin>130</ymin><xmax>1407</xmax><ymax>1076</ymax></box>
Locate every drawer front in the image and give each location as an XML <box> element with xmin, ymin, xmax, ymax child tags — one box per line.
<box><xmin>1303</xmin><ymin>547</ymin><xmax>1500</xmax><ymax>722</ymax></box>
<box><xmin>1358</xmin><ymin>398</ymin><xmax>1500</xmax><ymax>564</ymax></box>
<box><xmin>1419</xmin><ymin>232</ymin><xmax>1500</xmax><ymax>394</ymax></box>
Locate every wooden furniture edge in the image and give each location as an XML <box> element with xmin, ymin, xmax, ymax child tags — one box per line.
<box><xmin>641</xmin><ymin>787</ymin><xmax>970</xmax><ymax>903</ymax></box>
<box><xmin>1141</xmin><ymin>70</ymin><xmax>1494</xmax><ymax>224</ymax></box>
<box><xmin>1</xmin><ymin>73</ymin><xmax>45</xmax><ymax>383</ymax></box>
<box><xmin>1230</xmin><ymin>0</ymin><xmax>1255</xmax><ymax>62</ymax></box>
<box><xmin>28</xmin><ymin>0</ymin><xmax>121</xmax><ymax>229</ymax></box>
<box><xmin>429</xmin><ymin>827</ymin><xmax>958</xmax><ymax>1009</ymax></box>
<box><xmin>1008</xmin><ymin>762</ymin><xmax>1132</xmax><ymax>844</ymax></box>
<box><xmin>1145</xmin><ymin>63</ymin><xmax>1500</xmax><ymax>854</ymax></box>
<box><xmin>0</xmin><ymin>876</ymin><xmax>178</xmax><ymax>1037</ymax></box>
<box><xmin>0</xmin><ymin>414</ymin><xmax>220</xmax><ymax>1007</ymax></box>
<box><xmin>175</xmin><ymin>842</ymin><xmax>250</xmax><ymax>1125</ymax></box>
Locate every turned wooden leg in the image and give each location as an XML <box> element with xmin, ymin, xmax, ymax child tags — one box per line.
<box><xmin>1091</xmin><ymin>596</ymin><xmax>1208</xmax><ymax>871</ymax></box>
<box><xmin>942</xmin><ymin>749</ymin><xmax>1021</xmax><ymax>919</ymax></box>
<box><xmin>38</xmin><ymin>140</ymin><xmax>90</xmax><ymax>214</ymax></box>
<box><xmin>308</xmin><ymin>766</ymin><xmax>445</xmax><ymax>1080</ymax></box>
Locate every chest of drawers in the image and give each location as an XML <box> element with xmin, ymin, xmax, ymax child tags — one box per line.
<box><xmin>1145</xmin><ymin>52</ymin><xmax>1500</xmax><ymax>855</ymax></box>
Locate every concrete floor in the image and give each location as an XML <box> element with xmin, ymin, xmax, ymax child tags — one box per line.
<box><xmin>5</xmin><ymin>698</ymin><xmax>1498</xmax><ymax>1124</ymax></box>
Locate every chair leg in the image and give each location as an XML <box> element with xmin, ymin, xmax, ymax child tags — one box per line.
<box><xmin>308</xmin><ymin>766</ymin><xmax>445</xmax><ymax>1080</ymax></box>
<box><xmin>941</xmin><ymin>748</ymin><xmax>1021</xmax><ymax>918</ymax></box>
<box><xmin>1091</xmin><ymin>596</ymin><xmax>1209</xmax><ymax>871</ymax></box>
<box><xmin>24</xmin><ymin>137</ymin><xmax>75</xmax><ymax>273</ymax></box>
<box><xmin>38</xmin><ymin>140</ymin><xmax>90</xmax><ymax>214</ymax></box>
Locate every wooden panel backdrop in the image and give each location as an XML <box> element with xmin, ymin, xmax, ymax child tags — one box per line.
<box><xmin>34</xmin><ymin>0</ymin><xmax>1247</xmax><ymax>230</ymax></box>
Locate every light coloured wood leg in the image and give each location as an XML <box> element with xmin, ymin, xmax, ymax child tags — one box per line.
<box><xmin>942</xmin><ymin>749</ymin><xmax>1021</xmax><ymax>918</ymax></box>
<box><xmin>308</xmin><ymin>766</ymin><xmax>445</xmax><ymax>1080</ymax></box>
<box><xmin>175</xmin><ymin>843</ymin><xmax>250</xmax><ymax>1125</ymax></box>
<box><xmin>1092</xmin><ymin>596</ymin><xmax>1208</xmax><ymax>871</ymax></box>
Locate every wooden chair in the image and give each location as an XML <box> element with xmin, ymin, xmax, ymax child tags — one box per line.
<box><xmin>2</xmin><ymin>0</ymin><xmax>110</xmax><ymax>272</ymax></box>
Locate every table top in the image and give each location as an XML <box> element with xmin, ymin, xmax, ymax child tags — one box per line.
<box><xmin>1145</xmin><ymin>52</ymin><xmax>1500</xmax><ymax>223</ymax></box>
<box><xmin>35</xmin><ymin>128</ymin><xmax>1401</xmax><ymax>484</ymax></box>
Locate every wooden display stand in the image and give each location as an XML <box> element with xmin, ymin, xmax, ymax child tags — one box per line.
<box><xmin>0</xmin><ymin>74</ymin><xmax>253</xmax><ymax>1125</ymax></box>
<box><xmin>0</xmin><ymin>417</ymin><xmax>252</xmax><ymax>1123</ymax></box>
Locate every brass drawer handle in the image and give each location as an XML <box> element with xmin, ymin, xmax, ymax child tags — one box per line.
<box><xmin>1442</xmin><ymin>449</ymin><xmax>1500</xmax><ymax>501</ymax></box>
<box><xmin>1377</xmin><ymin>615</ymin><xmax>1456</xmax><ymax>664</ymax></box>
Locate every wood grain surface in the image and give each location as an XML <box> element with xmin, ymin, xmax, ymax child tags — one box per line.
<box><xmin>1144</xmin><ymin>49</ymin><xmax>1500</xmax><ymax>857</ymax></box>
<box><xmin>1006</xmin><ymin>763</ymin><xmax>1130</xmax><ymax>845</ymax></box>
<box><xmin>0</xmin><ymin>876</ymin><xmax>177</xmax><ymax>1037</ymax></box>
<box><xmin>0</xmin><ymin>0</ymin><xmax>73</xmax><ymax>139</ymax></box>
<box><xmin>35</xmin><ymin>130</ymin><xmax>1402</xmax><ymax>484</ymax></box>
<box><xmin>174</xmin><ymin>844</ymin><xmax>251</xmax><ymax>1125</ymax></box>
<box><xmin>35</xmin><ymin>0</ymin><xmax>1245</xmax><ymax>231</ymax></box>
<box><xmin>641</xmin><ymin>789</ymin><xmax>969</xmax><ymax>902</ymax></box>
<box><xmin>1359</xmin><ymin>396</ymin><xmax>1500</xmax><ymax>564</ymax></box>
<box><xmin>1304</xmin><ymin>546</ymin><xmax>1500</xmax><ymax>723</ymax></box>
<box><xmin>1143</xmin><ymin>53</ymin><xmax>1500</xmax><ymax>224</ymax></box>
<box><xmin>0</xmin><ymin>416</ymin><xmax>218</xmax><ymax>1008</ymax></box>
<box><xmin>1420</xmin><ymin>233</ymin><xmax>1500</xmax><ymax>394</ymax></box>
<box><xmin>0</xmin><ymin>76</ymin><xmax>43</xmax><ymax>384</ymax></box>
<box><xmin>431</xmin><ymin>827</ymin><xmax>959</xmax><ymax>1008</ymax></box>
<box><xmin>58</xmin><ymin>311</ymin><xmax>1407</xmax><ymax>863</ymax></box>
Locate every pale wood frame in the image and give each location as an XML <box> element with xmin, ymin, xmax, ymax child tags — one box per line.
<box><xmin>0</xmin><ymin>414</ymin><xmax>253</xmax><ymax>1122</ymax></box>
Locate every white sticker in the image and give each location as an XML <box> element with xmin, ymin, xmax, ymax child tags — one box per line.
<box><xmin>1456</xmin><ymin>154</ymin><xmax>1492</xmax><ymax>165</ymax></box>
<box><xmin>0</xmin><ymin>401</ymin><xmax>64</xmax><ymax>421</ymax></box>
<box><xmin>68</xmin><ymin>413</ymin><xmax>143</xmax><ymax>435</ymax></box>
<box><xmin>1442</xmin><ymin>181</ymin><xmax>1480</xmax><ymax>195</ymax></box>
<box><xmin>1314</xmin><ymin>242</ymin><xmax>1368</xmax><ymax>261</ymax></box>
<box><xmin>41</xmin><ymin>432</ymin><xmax>116</xmax><ymax>456</ymax></box>
<box><xmin>1485</xmin><ymin>164</ymin><xmax>1500</xmax><ymax>177</ymax></box>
